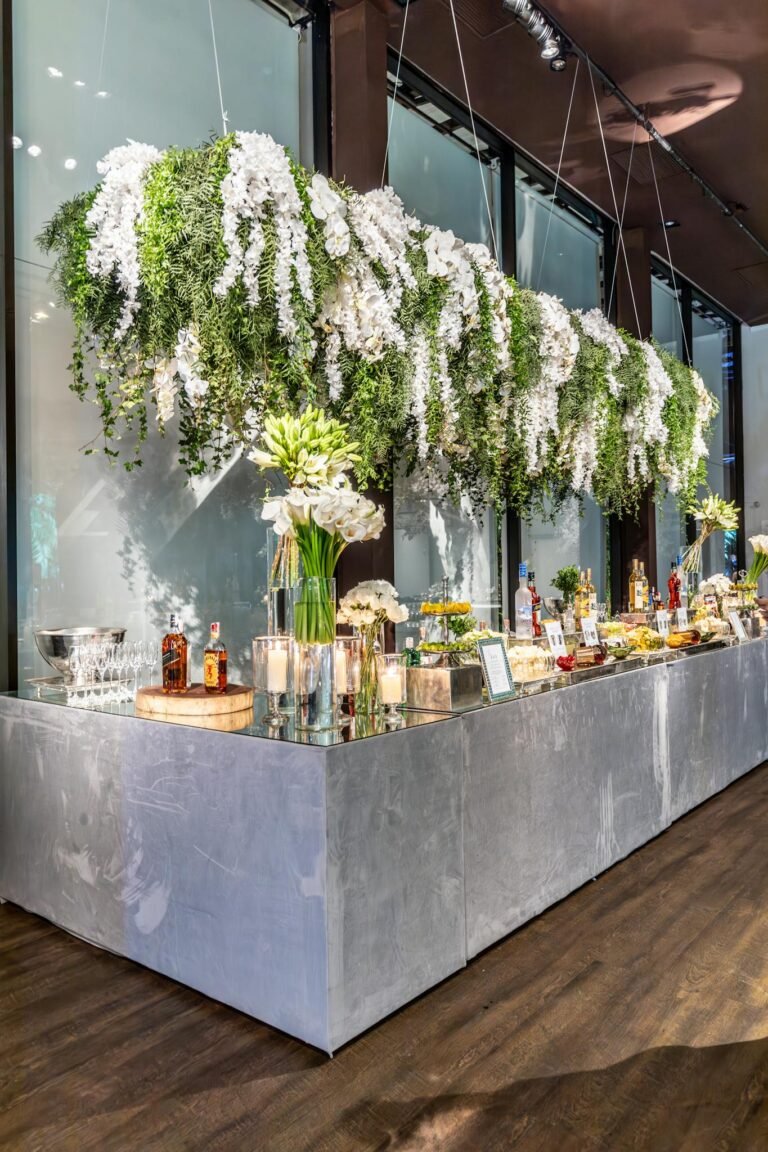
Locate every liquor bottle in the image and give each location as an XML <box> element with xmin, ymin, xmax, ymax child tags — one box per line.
<box><xmin>652</xmin><ymin>587</ymin><xmax>663</xmax><ymax>612</ymax></box>
<box><xmin>162</xmin><ymin>613</ymin><xmax>188</xmax><ymax>695</ymax></box>
<box><xmin>639</xmin><ymin>562</ymin><xmax>650</xmax><ymax>610</ymax></box>
<box><xmin>528</xmin><ymin>571</ymin><xmax>542</xmax><ymax>638</ymax></box>
<box><xmin>629</xmin><ymin>558</ymin><xmax>639</xmax><ymax>612</ymax></box>
<box><xmin>573</xmin><ymin>571</ymin><xmax>584</xmax><ymax>626</ymax></box>
<box><xmin>585</xmin><ymin>567</ymin><xmax>597</xmax><ymax>615</ymax></box>
<box><xmin>677</xmin><ymin>554</ymin><xmax>689</xmax><ymax>610</ymax></box>
<box><xmin>203</xmin><ymin>621</ymin><xmax>228</xmax><ymax>694</ymax></box>
<box><xmin>514</xmin><ymin>562</ymin><xmax>533</xmax><ymax>640</ymax></box>
<box><xmin>667</xmin><ymin>561</ymin><xmax>681</xmax><ymax>611</ymax></box>
<box><xmin>403</xmin><ymin>636</ymin><xmax>421</xmax><ymax>668</ymax></box>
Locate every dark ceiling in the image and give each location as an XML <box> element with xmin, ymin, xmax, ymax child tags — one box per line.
<box><xmin>385</xmin><ymin>0</ymin><xmax>768</xmax><ymax>324</ymax></box>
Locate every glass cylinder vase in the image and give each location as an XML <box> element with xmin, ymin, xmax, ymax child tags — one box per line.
<box><xmin>293</xmin><ymin>577</ymin><xmax>337</xmax><ymax>731</ymax></box>
<box><xmin>355</xmin><ymin>625</ymin><xmax>382</xmax><ymax>717</ymax></box>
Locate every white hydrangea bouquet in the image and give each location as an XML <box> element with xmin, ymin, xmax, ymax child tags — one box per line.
<box><xmin>338</xmin><ymin>581</ymin><xmax>409</xmax><ymax>713</ymax></box>
<box><xmin>252</xmin><ymin>407</ymin><xmax>385</xmax><ymax>643</ymax></box>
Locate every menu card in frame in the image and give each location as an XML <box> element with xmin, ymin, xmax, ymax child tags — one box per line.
<box><xmin>477</xmin><ymin>637</ymin><xmax>517</xmax><ymax>703</ymax></box>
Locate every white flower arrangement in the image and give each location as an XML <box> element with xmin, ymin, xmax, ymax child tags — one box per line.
<box><xmin>749</xmin><ymin>534</ymin><xmax>768</xmax><ymax>555</ymax></box>
<box><xmin>699</xmin><ymin>572</ymin><xmax>733</xmax><ymax>597</ymax></box>
<box><xmin>214</xmin><ymin>131</ymin><xmax>314</xmax><ymax>351</ymax></box>
<box><xmin>45</xmin><ymin>130</ymin><xmax>720</xmax><ymax>520</ymax></box>
<box><xmin>85</xmin><ymin>140</ymin><xmax>163</xmax><ymax>338</ymax></box>
<box><xmin>337</xmin><ymin>580</ymin><xmax>409</xmax><ymax>628</ymax></box>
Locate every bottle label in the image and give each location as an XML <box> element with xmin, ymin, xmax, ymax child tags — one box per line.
<box><xmin>204</xmin><ymin>652</ymin><xmax>221</xmax><ymax>689</ymax></box>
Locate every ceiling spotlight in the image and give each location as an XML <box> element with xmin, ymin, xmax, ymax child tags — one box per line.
<box><xmin>550</xmin><ymin>55</ymin><xmax>568</xmax><ymax>72</ymax></box>
<box><xmin>74</xmin><ymin>79</ymin><xmax>86</xmax><ymax>88</ymax></box>
<box><xmin>540</xmin><ymin>37</ymin><xmax>560</xmax><ymax>60</ymax></box>
<box><xmin>663</xmin><ymin>219</ymin><xmax>681</xmax><ymax>229</ymax></box>
<box><xmin>27</xmin><ymin>144</ymin><xmax>42</xmax><ymax>158</ymax></box>
<box><xmin>46</xmin><ymin>66</ymin><xmax>63</xmax><ymax>78</ymax></box>
<box><xmin>64</xmin><ymin>158</ymin><xmax>77</xmax><ymax>170</ymax></box>
<box><xmin>95</xmin><ymin>90</ymin><xmax>110</xmax><ymax>99</ymax></box>
<box><xmin>11</xmin><ymin>135</ymin><xmax>22</xmax><ymax>149</ymax></box>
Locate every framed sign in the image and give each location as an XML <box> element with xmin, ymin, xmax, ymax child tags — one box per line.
<box><xmin>477</xmin><ymin>637</ymin><xmax>516</xmax><ymax>702</ymax></box>
<box><xmin>676</xmin><ymin>607</ymin><xmax>689</xmax><ymax>629</ymax></box>
<box><xmin>544</xmin><ymin>621</ymin><xmax>567</xmax><ymax>656</ymax></box>
<box><xmin>729</xmin><ymin>611</ymin><xmax>749</xmax><ymax>642</ymax></box>
<box><xmin>581</xmin><ymin>615</ymin><xmax>599</xmax><ymax>646</ymax></box>
<box><xmin>655</xmin><ymin>610</ymin><xmax>670</xmax><ymax>639</ymax></box>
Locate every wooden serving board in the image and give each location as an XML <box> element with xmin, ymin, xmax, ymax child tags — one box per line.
<box><xmin>135</xmin><ymin>683</ymin><xmax>254</xmax><ymax>718</ymax></box>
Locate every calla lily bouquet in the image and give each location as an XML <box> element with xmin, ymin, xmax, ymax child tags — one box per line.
<box><xmin>746</xmin><ymin>534</ymin><xmax>768</xmax><ymax>586</ymax></box>
<box><xmin>681</xmin><ymin>490</ymin><xmax>740</xmax><ymax>575</ymax></box>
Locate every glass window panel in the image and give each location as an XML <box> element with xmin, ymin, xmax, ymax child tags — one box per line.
<box><xmin>693</xmin><ymin>308</ymin><xmax>737</xmax><ymax>578</ymax></box>
<box><xmin>387</xmin><ymin>98</ymin><xmax>499</xmax><ymax>248</ymax></box>
<box><xmin>388</xmin><ymin>98</ymin><xmax>501</xmax><ymax>630</ymax></box>
<box><xmin>515</xmin><ymin>173</ymin><xmax>602</xmax><ymax>311</ymax></box>
<box><xmin>15</xmin><ymin>0</ymin><xmax>306</xmax><ymax>683</ymax></box>
<box><xmin>652</xmin><ymin>273</ymin><xmax>687</xmax><ymax>592</ymax></box>
<box><xmin>516</xmin><ymin>171</ymin><xmax>606</xmax><ymax>608</ymax></box>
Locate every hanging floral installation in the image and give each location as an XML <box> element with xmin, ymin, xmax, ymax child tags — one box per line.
<box><xmin>38</xmin><ymin>131</ymin><xmax>717</xmax><ymax>518</ymax></box>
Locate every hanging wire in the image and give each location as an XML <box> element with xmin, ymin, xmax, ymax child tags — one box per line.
<box><xmin>96</xmin><ymin>0</ymin><xmax>112</xmax><ymax>90</ymax></box>
<box><xmin>208</xmin><ymin>0</ymin><xmax>229</xmax><ymax>137</ymax></box>
<box><xmin>535</xmin><ymin>57</ymin><xmax>580</xmax><ymax>293</ymax></box>
<box><xmin>607</xmin><ymin>117</ymin><xmax>638</xmax><ymax>318</ymax></box>
<box><xmin>381</xmin><ymin>0</ymin><xmax>411</xmax><ymax>188</ymax></box>
<box><xmin>446</xmin><ymin>0</ymin><xmax>499</xmax><ymax>263</ymax></box>
<box><xmin>587</xmin><ymin>55</ymin><xmax>642</xmax><ymax>336</ymax></box>
<box><xmin>648</xmin><ymin>142</ymin><xmax>691</xmax><ymax>363</ymax></box>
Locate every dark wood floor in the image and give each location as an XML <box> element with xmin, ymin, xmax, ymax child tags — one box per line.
<box><xmin>4</xmin><ymin>768</ymin><xmax>768</xmax><ymax>1152</ymax></box>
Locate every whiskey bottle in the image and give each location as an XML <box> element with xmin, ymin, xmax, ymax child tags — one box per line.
<box><xmin>629</xmin><ymin>558</ymin><xmax>639</xmax><ymax>611</ymax></box>
<box><xmin>162</xmin><ymin>613</ymin><xmax>188</xmax><ymax>695</ymax></box>
<box><xmin>204</xmin><ymin>622</ymin><xmax>228</xmax><ymax>695</ymax></box>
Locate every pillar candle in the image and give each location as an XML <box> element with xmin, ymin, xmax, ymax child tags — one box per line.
<box><xmin>266</xmin><ymin>647</ymin><xmax>288</xmax><ymax>693</ymax></box>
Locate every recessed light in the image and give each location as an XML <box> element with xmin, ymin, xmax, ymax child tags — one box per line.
<box><xmin>47</xmin><ymin>66</ymin><xmax>63</xmax><ymax>78</ymax></box>
<box><xmin>48</xmin><ymin>301</ymin><xmax>56</xmax><ymax>309</ymax></box>
<box><xmin>64</xmin><ymin>158</ymin><xmax>77</xmax><ymax>170</ymax></box>
<box><xmin>74</xmin><ymin>80</ymin><xmax>86</xmax><ymax>88</ymax></box>
<box><xmin>663</xmin><ymin>219</ymin><xmax>681</xmax><ymax>229</ymax></box>
<box><xmin>95</xmin><ymin>90</ymin><xmax>110</xmax><ymax>99</ymax></box>
<box><xmin>33</xmin><ymin>310</ymin><xmax>49</xmax><ymax>321</ymax></box>
<box><xmin>27</xmin><ymin>144</ymin><xmax>42</xmax><ymax>158</ymax></box>
<box><xmin>11</xmin><ymin>135</ymin><xmax>22</xmax><ymax>150</ymax></box>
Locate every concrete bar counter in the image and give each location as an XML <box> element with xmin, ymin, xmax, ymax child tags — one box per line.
<box><xmin>1</xmin><ymin>638</ymin><xmax>766</xmax><ymax>1053</ymax></box>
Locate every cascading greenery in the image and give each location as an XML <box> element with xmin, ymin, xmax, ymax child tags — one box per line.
<box><xmin>37</xmin><ymin>131</ymin><xmax>718</xmax><ymax>519</ymax></box>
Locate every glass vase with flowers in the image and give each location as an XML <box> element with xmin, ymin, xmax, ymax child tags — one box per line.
<box><xmin>337</xmin><ymin>581</ymin><xmax>409</xmax><ymax>715</ymax></box>
<box><xmin>251</xmin><ymin>407</ymin><xmax>386</xmax><ymax>729</ymax></box>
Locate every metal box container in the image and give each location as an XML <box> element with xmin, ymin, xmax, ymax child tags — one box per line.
<box><xmin>406</xmin><ymin>664</ymin><xmax>483</xmax><ymax>713</ymax></box>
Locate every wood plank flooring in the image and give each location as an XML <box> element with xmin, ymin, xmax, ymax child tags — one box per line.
<box><xmin>3</xmin><ymin>765</ymin><xmax>768</xmax><ymax>1151</ymax></box>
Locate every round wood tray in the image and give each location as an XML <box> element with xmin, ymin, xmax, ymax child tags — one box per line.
<box><xmin>135</xmin><ymin>683</ymin><xmax>254</xmax><ymax>718</ymax></box>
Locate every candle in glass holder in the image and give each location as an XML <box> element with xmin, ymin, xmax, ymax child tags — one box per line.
<box><xmin>267</xmin><ymin>647</ymin><xmax>288</xmax><ymax>693</ymax></box>
<box><xmin>335</xmin><ymin>647</ymin><xmax>348</xmax><ymax>694</ymax></box>
<box><xmin>379</xmin><ymin>670</ymin><xmax>403</xmax><ymax>706</ymax></box>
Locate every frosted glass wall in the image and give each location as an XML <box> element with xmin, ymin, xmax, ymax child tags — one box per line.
<box><xmin>388</xmin><ymin>100</ymin><xmax>502</xmax><ymax>634</ymax></box>
<box><xmin>652</xmin><ymin>276</ymin><xmax>687</xmax><ymax>593</ymax></box>
<box><xmin>14</xmin><ymin>0</ymin><xmax>308</xmax><ymax>682</ymax></box>
<box><xmin>516</xmin><ymin>175</ymin><xmax>606</xmax><ymax>604</ymax></box>
<box><xmin>693</xmin><ymin>312</ymin><xmax>737</xmax><ymax>578</ymax></box>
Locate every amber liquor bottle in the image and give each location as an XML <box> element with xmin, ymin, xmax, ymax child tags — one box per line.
<box><xmin>204</xmin><ymin>622</ymin><xmax>228</xmax><ymax>695</ymax></box>
<box><xmin>162</xmin><ymin>613</ymin><xmax>188</xmax><ymax>694</ymax></box>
